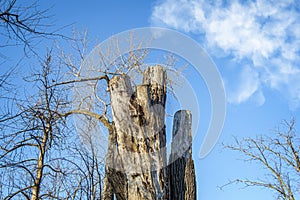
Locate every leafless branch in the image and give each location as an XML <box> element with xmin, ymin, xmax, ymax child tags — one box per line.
<box><xmin>223</xmin><ymin>118</ymin><xmax>299</xmax><ymax>200</ymax></box>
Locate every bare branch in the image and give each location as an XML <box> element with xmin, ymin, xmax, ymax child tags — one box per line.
<box><xmin>49</xmin><ymin>75</ymin><xmax>110</xmax><ymax>88</ymax></box>
<box><xmin>223</xmin><ymin>119</ymin><xmax>299</xmax><ymax>200</ymax></box>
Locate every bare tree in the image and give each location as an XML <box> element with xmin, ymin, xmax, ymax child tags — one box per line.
<box><xmin>224</xmin><ymin>119</ymin><xmax>300</xmax><ymax>200</ymax></box>
<box><xmin>0</xmin><ymin>0</ymin><xmax>66</xmax><ymax>54</ymax></box>
<box><xmin>71</xmin><ymin>136</ymin><xmax>105</xmax><ymax>200</ymax></box>
<box><xmin>0</xmin><ymin>53</ymin><xmax>71</xmax><ymax>199</ymax></box>
<box><xmin>0</xmin><ymin>32</ymin><xmax>109</xmax><ymax>199</ymax></box>
<box><xmin>0</xmin><ymin>0</ymin><xmax>67</xmax><ymax>109</ymax></box>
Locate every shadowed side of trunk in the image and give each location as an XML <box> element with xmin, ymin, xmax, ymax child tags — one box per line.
<box><xmin>168</xmin><ymin>110</ymin><xmax>196</xmax><ymax>200</ymax></box>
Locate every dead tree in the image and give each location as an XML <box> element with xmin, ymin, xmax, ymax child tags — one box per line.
<box><xmin>102</xmin><ymin>65</ymin><xmax>197</xmax><ymax>200</ymax></box>
<box><xmin>169</xmin><ymin>111</ymin><xmax>196</xmax><ymax>200</ymax></box>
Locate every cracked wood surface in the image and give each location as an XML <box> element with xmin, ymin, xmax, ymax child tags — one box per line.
<box><xmin>102</xmin><ymin>66</ymin><xmax>196</xmax><ymax>200</ymax></box>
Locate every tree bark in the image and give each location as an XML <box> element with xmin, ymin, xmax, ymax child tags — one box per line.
<box><xmin>142</xmin><ymin>66</ymin><xmax>167</xmax><ymax>200</ymax></box>
<box><xmin>101</xmin><ymin>125</ymin><xmax>127</xmax><ymax>200</ymax></box>
<box><xmin>31</xmin><ymin>122</ymin><xmax>51</xmax><ymax>200</ymax></box>
<box><xmin>168</xmin><ymin>110</ymin><xmax>196</xmax><ymax>200</ymax></box>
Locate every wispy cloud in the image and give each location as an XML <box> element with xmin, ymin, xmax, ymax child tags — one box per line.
<box><xmin>226</xmin><ymin>66</ymin><xmax>264</xmax><ymax>105</ymax></box>
<box><xmin>151</xmin><ymin>0</ymin><xmax>300</xmax><ymax>108</ymax></box>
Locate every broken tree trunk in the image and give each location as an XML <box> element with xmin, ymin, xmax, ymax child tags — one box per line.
<box><xmin>102</xmin><ymin>65</ymin><xmax>196</xmax><ymax>200</ymax></box>
<box><xmin>168</xmin><ymin>111</ymin><xmax>196</xmax><ymax>200</ymax></box>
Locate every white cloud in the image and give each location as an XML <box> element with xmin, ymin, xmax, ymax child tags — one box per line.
<box><xmin>253</xmin><ymin>90</ymin><xmax>266</xmax><ymax>106</ymax></box>
<box><xmin>226</xmin><ymin>66</ymin><xmax>263</xmax><ymax>105</ymax></box>
<box><xmin>151</xmin><ymin>0</ymin><xmax>203</xmax><ymax>32</ymax></box>
<box><xmin>151</xmin><ymin>0</ymin><xmax>300</xmax><ymax>108</ymax></box>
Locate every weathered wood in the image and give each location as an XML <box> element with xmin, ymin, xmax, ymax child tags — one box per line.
<box><xmin>184</xmin><ymin>156</ymin><xmax>196</xmax><ymax>200</ymax></box>
<box><xmin>102</xmin><ymin>126</ymin><xmax>127</xmax><ymax>200</ymax></box>
<box><xmin>109</xmin><ymin>74</ymin><xmax>155</xmax><ymax>200</ymax></box>
<box><xmin>102</xmin><ymin>66</ymin><xmax>196</xmax><ymax>200</ymax></box>
<box><xmin>142</xmin><ymin>66</ymin><xmax>167</xmax><ymax>200</ymax></box>
<box><xmin>169</xmin><ymin>110</ymin><xmax>196</xmax><ymax>200</ymax></box>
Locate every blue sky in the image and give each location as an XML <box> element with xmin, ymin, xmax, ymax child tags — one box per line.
<box><xmin>10</xmin><ymin>0</ymin><xmax>300</xmax><ymax>199</ymax></box>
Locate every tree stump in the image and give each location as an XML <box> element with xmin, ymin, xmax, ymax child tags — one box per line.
<box><xmin>102</xmin><ymin>66</ymin><xmax>196</xmax><ymax>200</ymax></box>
